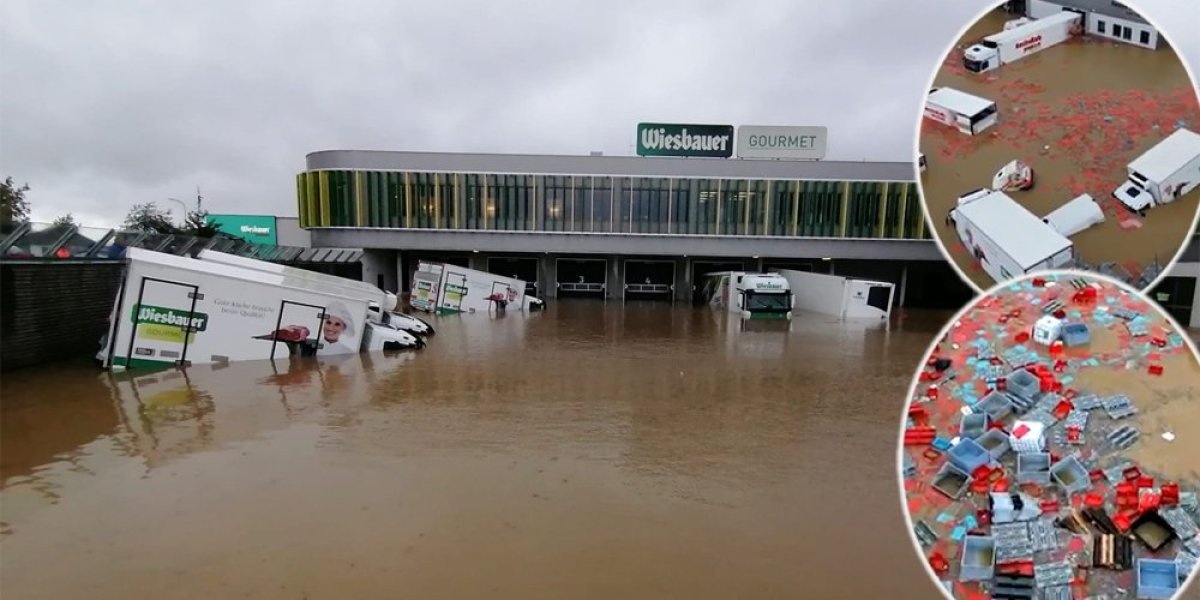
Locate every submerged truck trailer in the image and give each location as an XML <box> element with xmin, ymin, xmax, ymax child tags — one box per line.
<box><xmin>771</xmin><ymin>268</ymin><xmax>894</xmax><ymax>321</ymax></box>
<box><xmin>963</xmin><ymin>11</ymin><xmax>1082</xmax><ymax>73</ymax></box>
<box><xmin>410</xmin><ymin>261</ymin><xmax>542</xmax><ymax>315</ymax></box>
<box><xmin>924</xmin><ymin>87</ymin><xmax>999</xmax><ymax>136</ymax></box>
<box><xmin>1112</xmin><ymin>128</ymin><xmax>1200</xmax><ymax>214</ymax></box>
<box><xmin>947</xmin><ymin>189</ymin><xmax>1076</xmax><ymax>285</ymax></box>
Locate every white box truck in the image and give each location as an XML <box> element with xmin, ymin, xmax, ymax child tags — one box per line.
<box><xmin>771</xmin><ymin>268</ymin><xmax>894</xmax><ymax>321</ymax></box>
<box><xmin>196</xmin><ymin>249</ymin><xmax>434</xmax><ymax>338</ymax></box>
<box><xmin>410</xmin><ymin>261</ymin><xmax>541</xmax><ymax>315</ymax></box>
<box><xmin>925</xmin><ymin>88</ymin><xmax>999</xmax><ymax>136</ymax></box>
<box><xmin>963</xmin><ymin>12</ymin><xmax>1082</xmax><ymax>73</ymax></box>
<box><xmin>946</xmin><ymin>189</ymin><xmax>1076</xmax><ymax>284</ymax></box>
<box><xmin>700</xmin><ymin>272</ymin><xmax>794</xmax><ymax>319</ymax></box>
<box><xmin>1112</xmin><ymin>128</ymin><xmax>1200</xmax><ymax>213</ymax></box>
<box><xmin>98</xmin><ymin>248</ymin><xmax>412</xmax><ymax>371</ymax></box>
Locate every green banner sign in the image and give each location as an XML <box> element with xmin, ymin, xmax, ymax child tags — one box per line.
<box><xmin>206</xmin><ymin>214</ymin><xmax>278</xmax><ymax>245</ymax></box>
<box><xmin>636</xmin><ymin>123</ymin><xmax>734</xmax><ymax>158</ymax></box>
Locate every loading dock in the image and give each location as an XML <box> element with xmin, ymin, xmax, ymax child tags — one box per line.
<box><xmin>555</xmin><ymin>258</ymin><xmax>608</xmax><ymax>298</ymax></box>
<box><xmin>690</xmin><ymin>260</ymin><xmax>745</xmax><ymax>305</ymax></box>
<box><xmin>623</xmin><ymin>259</ymin><xmax>676</xmax><ymax>302</ymax></box>
<box><xmin>487</xmin><ymin>256</ymin><xmax>540</xmax><ymax>297</ymax></box>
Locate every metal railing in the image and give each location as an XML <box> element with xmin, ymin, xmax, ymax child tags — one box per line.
<box><xmin>0</xmin><ymin>221</ymin><xmax>363</xmax><ymax>265</ymax></box>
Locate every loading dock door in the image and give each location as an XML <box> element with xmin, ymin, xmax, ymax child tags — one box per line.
<box><xmin>487</xmin><ymin>257</ymin><xmax>539</xmax><ymax>297</ymax></box>
<box><xmin>556</xmin><ymin>258</ymin><xmax>607</xmax><ymax>298</ymax></box>
<box><xmin>623</xmin><ymin>259</ymin><xmax>676</xmax><ymax>302</ymax></box>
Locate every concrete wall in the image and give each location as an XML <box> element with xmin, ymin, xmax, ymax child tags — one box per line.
<box><xmin>276</xmin><ymin>216</ymin><xmax>311</xmax><ymax>247</ymax></box>
<box><xmin>1</xmin><ymin>262</ymin><xmax>123</xmax><ymax>372</ymax></box>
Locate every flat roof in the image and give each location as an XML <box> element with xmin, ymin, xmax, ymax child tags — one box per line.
<box><xmin>1128</xmin><ymin>128</ymin><xmax>1200</xmax><ymax>182</ymax></box>
<box><xmin>1036</xmin><ymin>0</ymin><xmax>1150</xmax><ymax>25</ymax></box>
<box><xmin>985</xmin><ymin>11</ymin><xmax>1079</xmax><ymax>43</ymax></box>
<box><xmin>305</xmin><ymin>150</ymin><xmax>914</xmax><ymax>182</ymax></box>
<box><xmin>928</xmin><ymin>87</ymin><xmax>995</xmax><ymax>116</ymax></box>
<box><xmin>955</xmin><ymin>191</ymin><xmax>1072</xmax><ymax>270</ymax></box>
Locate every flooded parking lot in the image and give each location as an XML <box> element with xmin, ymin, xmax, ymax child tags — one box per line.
<box><xmin>919</xmin><ymin>8</ymin><xmax>1200</xmax><ymax>291</ymax></box>
<box><xmin>2</xmin><ymin>301</ymin><xmax>958</xmax><ymax>599</ymax></box>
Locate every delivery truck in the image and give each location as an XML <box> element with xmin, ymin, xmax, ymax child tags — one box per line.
<box><xmin>1111</xmin><ymin>128</ymin><xmax>1200</xmax><ymax>214</ymax></box>
<box><xmin>963</xmin><ymin>12</ymin><xmax>1082</xmax><ymax>73</ymax></box>
<box><xmin>924</xmin><ymin>87</ymin><xmax>999</xmax><ymax>136</ymax></box>
<box><xmin>701</xmin><ymin>272</ymin><xmax>794</xmax><ymax>319</ymax></box>
<box><xmin>196</xmin><ymin>249</ymin><xmax>434</xmax><ymax>338</ymax></box>
<box><xmin>97</xmin><ymin>248</ymin><xmax>418</xmax><ymax>371</ymax></box>
<box><xmin>946</xmin><ymin>189</ymin><xmax>1076</xmax><ymax>285</ymax></box>
<box><xmin>410</xmin><ymin>260</ymin><xmax>542</xmax><ymax>315</ymax></box>
<box><xmin>771</xmin><ymin>268</ymin><xmax>894</xmax><ymax>321</ymax></box>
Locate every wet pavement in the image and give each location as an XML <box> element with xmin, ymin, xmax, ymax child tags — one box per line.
<box><xmin>4</xmin><ymin>301</ymin><xmax>961</xmax><ymax>600</ymax></box>
<box><xmin>902</xmin><ymin>274</ymin><xmax>1200</xmax><ymax>599</ymax></box>
<box><xmin>919</xmin><ymin>8</ymin><xmax>1200</xmax><ymax>292</ymax></box>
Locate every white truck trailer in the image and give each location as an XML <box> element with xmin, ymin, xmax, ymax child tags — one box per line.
<box><xmin>701</xmin><ymin>272</ymin><xmax>794</xmax><ymax>319</ymax></box>
<box><xmin>924</xmin><ymin>87</ymin><xmax>999</xmax><ymax>136</ymax></box>
<box><xmin>771</xmin><ymin>268</ymin><xmax>895</xmax><ymax>321</ymax></box>
<box><xmin>410</xmin><ymin>260</ymin><xmax>542</xmax><ymax>315</ymax></box>
<box><xmin>196</xmin><ymin>249</ymin><xmax>434</xmax><ymax>338</ymax></box>
<box><xmin>946</xmin><ymin>189</ymin><xmax>1075</xmax><ymax>285</ymax></box>
<box><xmin>1112</xmin><ymin>128</ymin><xmax>1200</xmax><ymax>214</ymax></box>
<box><xmin>1041</xmin><ymin>193</ymin><xmax>1106</xmax><ymax>238</ymax></box>
<box><xmin>97</xmin><ymin>247</ymin><xmax>416</xmax><ymax>371</ymax></box>
<box><xmin>963</xmin><ymin>12</ymin><xmax>1082</xmax><ymax>74</ymax></box>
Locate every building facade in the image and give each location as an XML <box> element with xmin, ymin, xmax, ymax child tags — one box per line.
<box><xmin>1025</xmin><ymin>0</ymin><xmax>1161</xmax><ymax>49</ymax></box>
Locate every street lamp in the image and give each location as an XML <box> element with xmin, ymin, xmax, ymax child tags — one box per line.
<box><xmin>165</xmin><ymin>197</ymin><xmax>189</xmax><ymax>224</ymax></box>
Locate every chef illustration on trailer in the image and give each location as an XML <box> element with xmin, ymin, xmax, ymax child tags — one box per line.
<box><xmin>256</xmin><ymin>301</ymin><xmax>357</xmax><ymax>356</ymax></box>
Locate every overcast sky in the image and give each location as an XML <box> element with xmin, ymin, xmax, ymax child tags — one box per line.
<box><xmin>2</xmin><ymin>0</ymin><xmax>1198</xmax><ymax>229</ymax></box>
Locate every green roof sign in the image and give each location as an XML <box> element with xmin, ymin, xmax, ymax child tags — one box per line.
<box><xmin>206</xmin><ymin>214</ymin><xmax>278</xmax><ymax>245</ymax></box>
<box><xmin>636</xmin><ymin>123</ymin><xmax>734</xmax><ymax>158</ymax></box>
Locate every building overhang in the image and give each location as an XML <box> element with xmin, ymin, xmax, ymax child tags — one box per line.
<box><xmin>308</xmin><ymin>227</ymin><xmax>944</xmax><ymax>261</ymax></box>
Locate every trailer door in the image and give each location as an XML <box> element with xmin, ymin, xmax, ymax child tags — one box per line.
<box><xmin>122</xmin><ymin>276</ymin><xmax>202</xmax><ymax>369</ymax></box>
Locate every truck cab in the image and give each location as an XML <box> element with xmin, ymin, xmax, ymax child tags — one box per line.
<box><xmin>735</xmin><ymin>273</ymin><xmax>794</xmax><ymax>319</ymax></box>
<box><xmin>1113</xmin><ymin>172</ymin><xmax>1156</xmax><ymax>213</ymax></box>
<box><xmin>963</xmin><ymin>42</ymin><xmax>1001</xmax><ymax>74</ymax></box>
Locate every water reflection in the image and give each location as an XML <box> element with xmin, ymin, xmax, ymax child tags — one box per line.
<box><xmin>2</xmin><ymin>302</ymin><xmax>962</xmax><ymax>600</ymax></box>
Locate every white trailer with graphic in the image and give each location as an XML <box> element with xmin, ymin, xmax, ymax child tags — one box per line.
<box><xmin>947</xmin><ymin>189</ymin><xmax>1076</xmax><ymax>285</ymax></box>
<box><xmin>701</xmin><ymin>272</ymin><xmax>794</xmax><ymax>319</ymax></box>
<box><xmin>771</xmin><ymin>268</ymin><xmax>895</xmax><ymax>321</ymax></box>
<box><xmin>1041</xmin><ymin>193</ymin><xmax>1106</xmax><ymax>238</ymax></box>
<box><xmin>1112</xmin><ymin>128</ymin><xmax>1200</xmax><ymax>213</ymax></box>
<box><xmin>98</xmin><ymin>248</ymin><xmax>411</xmax><ymax>371</ymax></box>
<box><xmin>410</xmin><ymin>261</ymin><xmax>541</xmax><ymax>315</ymax></box>
<box><xmin>963</xmin><ymin>12</ymin><xmax>1082</xmax><ymax>73</ymax></box>
<box><xmin>924</xmin><ymin>87</ymin><xmax>999</xmax><ymax>136</ymax></box>
<box><xmin>196</xmin><ymin>249</ymin><xmax>433</xmax><ymax>338</ymax></box>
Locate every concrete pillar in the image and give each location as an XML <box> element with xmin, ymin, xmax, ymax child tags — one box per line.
<box><xmin>898</xmin><ymin>264</ymin><xmax>909</xmax><ymax>308</ymax></box>
<box><xmin>539</xmin><ymin>254</ymin><xmax>556</xmax><ymax>299</ymax></box>
<box><xmin>673</xmin><ymin>257</ymin><xmax>688</xmax><ymax>303</ymax></box>
<box><xmin>396</xmin><ymin>251</ymin><xmax>408</xmax><ymax>294</ymax></box>
<box><xmin>360</xmin><ymin>249</ymin><xmax>392</xmax><ymax>289</ymax></box>
<box><xmin>469</xmin><ymin>253</ymin><xmax>486</xmax><ymax>271</ymax></box>
<box><xmin>1190</xmin><ymin>276</ymin><xmax>1200</xmax><ymax>329</ymax></box>
<box><xmin>608</xmin><ymin>255</ymin><xmax>622</xmax><ymax>301</ymax></box>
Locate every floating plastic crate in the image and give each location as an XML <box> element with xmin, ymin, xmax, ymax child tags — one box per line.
<box><xmin>948</xmin><ymin>438</ymin><xmax>991</xmax><ymax>475</ymax></box>
<box><xmin>914</xmin><ymin>520</ymin><xmax>938</xmax><ymax>548</ymax></box>
<box><xmin>1005</xmin><ymin>369</ymin><xmax>1042</xmax><ymax>401</ymax></box>
<box><xmin>1178</xmin><ymin>551</ymin><xmax>1198</xmax><ymax>581</ymax></box>
<box><xmin>959</xmin><ymin>535</ymin><xmax>996</xmax><ymax>582</ymax></box>
<box><xmin>1040</xmin><ymin>585</ymin><xmax>1071</xmax><ymax>600</ymax></box>
<box><xmin>1030</xmin><ymin>518</ymin><xmax>1060</xmax><ymax>553</ymax></box>
<box><xmin>1050</xmin><ymin>456</ymin><xmax>1090</xmax><ymax>495</ymax></box>
<box><xmin>991</xmin><ymin>491</ymin><xmax>1042</xmax><ymax>525</ymax></box>
<box><xmin>1161</xmin><ymin>507</ymin><xmax>1199</xmax><ymax>540</ymax></box>
<box><xmin>1061</xmin><ymin>322</ymin><xmax>1090</xmax><ymax>347</ymax></box>
<box><xmin>1108</xmin><ymin>426</ymin><xmax>1140</xmax><ymax>450</ymax></box>
<box><xmin>1112</xmin><ymin>308</ymin><xmax>1140</xmax><ymax>321</ymax></box>
<box><xmin>903</xmin><ymin>452</ymin><xmax>917</xmax><ymax>479</ymax></box>
<box><xmin>961</xmin><ymin>412</ymin><xmax>989</xmax><ymax>439</ymax></box>
<box><xmin>980</xmin><ymin>391</ymin><xmax>1016</xmax><ymax>422</ymax></box>
<box><xmin>932</xmin><ymin>462</ymin><xmax>971</xmax><ymax>500</ymax></box>
<box><xmin>977</xmin><ymin>428</ymin><xmax>1011</xmax><ymax>459</ymax></box>
<box><xmin>1034</xmin><ymin>561</ymin><xmax>1073</xmax><ymax>588</ymax></box>
<box><xmin>1009</xmin><ymin>421</ymin><xmax>1046</xmax><ymax>454</ymax></box>
<box><xmin>1033</xmin><ymin>315</ymin><xmax>1063</xmax><ymax>345</ymax></box>
<box><xmin>1017</xmin><ymin>453</ymin><xmax>1052</xmax><ymax>485</ymax></box>
<box><xmin>1073</xmin><ymin>393</ymin><xmax>1104</xmax><ymax>411</ymax></box>
<box><xmin>1126</xmin><ymin>319</ymin><xmax>1150</xmax><ymax>337</ymax></box>
<box><xmin>1103</xmin><ymin>395</ymin><xmax>1138</xmax><ymax>420</ymax></box>
<box><xmin>1137</xmin><ymin>558</ymin><xmax>1179</xmax><ymax>599</ymax></box>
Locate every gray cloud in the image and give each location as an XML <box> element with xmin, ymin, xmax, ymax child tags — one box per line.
<box><xmin>1</xmin><ymin>0</ymin><xmax>1197</xmax><ymax>229</ymax></box>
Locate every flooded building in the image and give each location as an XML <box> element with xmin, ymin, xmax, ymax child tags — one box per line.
<box><xmin>1022</xmin><ymin>0</ymin><xmax>1163</xmax><ymax>49</ymax></box>
<box><xmin>295</xmin><ymin>147</ymin><xmax>973</xmax><ymax>309</ymax></box>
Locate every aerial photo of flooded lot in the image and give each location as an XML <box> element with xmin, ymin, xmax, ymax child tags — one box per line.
<box><xmin>918</xmin><ymin>3</ymin><xmax>1200</xmax><ymax>292</ymax></box>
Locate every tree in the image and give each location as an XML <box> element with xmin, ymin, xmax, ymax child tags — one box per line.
<box><xmin>1</xmin><ymin>176</ymin><xmax>31</xmax><ymax>229</ymax></box>
<box><xmin>181</xmin><ymin>208</ymin><xmax>223</xmax><ymax>238</ymax></box>
<box><xmin>51</xmin><ymin>213</ymin><xmax>78</xmax><ymax>229</ymax></box>
<box><xmin>123</xmin><ymin>202</ymin><xmax>179</xmax><ymax>234</ymax></box>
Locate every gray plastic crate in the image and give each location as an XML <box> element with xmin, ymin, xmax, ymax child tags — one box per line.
<box><xmin>1017</xmin><ymin>453</ymin><xmax>1052</xmax><ymax>485</ymax></box>
<box><xmin>948</xmin><ymin>437</ymin><xmax>990</xmax><ymax>475</ymax></box>
<box><xmin>980</xmin><ymin>391</ymin><xmax>1016</xmax><ymax>422</ymax></box>
<box><xmin>961</xmin><ymin>412</ymin><xmax>989</xmax><ymax>439</ymax></box>
<box><xmin>1005</xmin><ymin>369</ymin><xmax>1041</xmax><ymax>401</ymax></box>
<box><xmin>960</xmin><ymin>535</ymin><xmax>996</xmax><ymax>582</ymax></box>
<box><xmin>1034</xmin><ymin>561</ymin><xmax>1073</xmax><ymax>588</ymax></box>
<box><xmin>1137</xmin><ymin>558</ymin><xmax>1179</xmax><ymax>599</ymax></box>
<box><xmin>1050</xmin><ymin>456</ymin><xmax>1090</xmax><ymax>495</ymax></box>
<box><xmin>977</xmin><ymin>428</ymin><xmax>1011</xmax><ymax>460</ymax></box>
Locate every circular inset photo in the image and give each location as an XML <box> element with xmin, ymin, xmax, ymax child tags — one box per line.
<box><xmin>916</xmin><ymin>0</ymin><xmax>1200</xmax><ymax>294</ymax></box>
<box><xmin>897</xmin><ymin>271</ymin><xmax>1200</xmax><ymax>599</ymax></box>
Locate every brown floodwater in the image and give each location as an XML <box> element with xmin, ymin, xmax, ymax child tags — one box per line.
<box><xmin>3</xmin><ymin>302</ymin><xmax>1197</xmax><ymax>600</ymax></box>
<box><xmin>919</xmin><ymin>8</ymin><xmax>1200</xmax><ymax>292</ymax></box>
